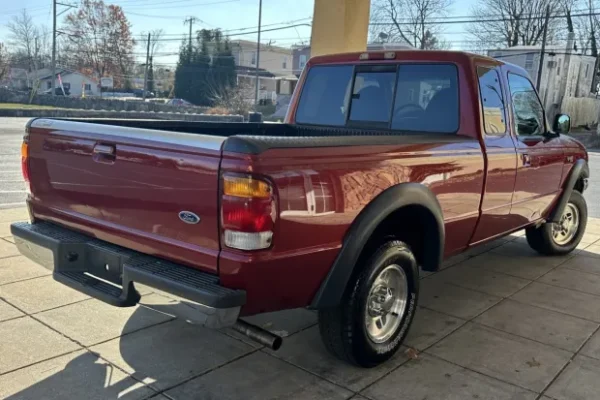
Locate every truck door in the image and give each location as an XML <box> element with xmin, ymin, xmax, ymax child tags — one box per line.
<box><xmin>471</xmin><ymin>66</ymin><xmax>519</xmax><ymax>243</ymax></box>
<box><xmin>506</xmin><ymin>73</ymin><xmax>564</xmax><ymax>223</ymax></box>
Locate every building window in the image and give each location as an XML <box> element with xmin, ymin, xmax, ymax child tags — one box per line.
<box><xmin>251</xmin><ymin>52</ymin><xmax>256</xmax><ymax>65</ymax></box>
<box><xmin>299</xmin><ymin>54</ymin><xmax>307</xmax><ymax>69</ymax></box>
<box><xmin>586</xmin><ymin>63</ymin><xmax>590</xmax><ymax>78</ymax></box>
<box><xmin>525</xmin><ymin>53</ymin><xmax>534</xmax><ymax>70</ymax></box>
<box><xmin>62</xmin><ymin>82</ymin><xmax>70</xmax><ymax>91</ymax></box>
<box><xmin>84</xmin><ymin>83</ymin><xmax>91</xmax><ymax>91</ymax></box>
<box><xmin>46</xmin><ymin>81</ymin><xmax>52</xmax><ymax>89</ymax></box>
<box><xmin>282</xmin><ymin>57</ymin><xmax>287</xmax><ymax>69</ymax></box>
<box><xmin>557</xmin><ymin>59</ymin><xmax>562</xmax><ymax>75</ymax></box>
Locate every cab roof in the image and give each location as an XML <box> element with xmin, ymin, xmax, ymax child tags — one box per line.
<box><xmin>308</xmin><ymin>50</ymin><xmax>507</xmax><ymax>68</ymax></box>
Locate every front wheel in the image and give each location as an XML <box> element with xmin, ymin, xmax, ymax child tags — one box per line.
<box><xmin>526</xmin><ymin>190</ymin><xmax>588</xmax><ymax>256</ymax></box>
<box><xmin>318</xmin><ymin>240</ymin><xmax>419</xmax><ymax>367</ymax></box>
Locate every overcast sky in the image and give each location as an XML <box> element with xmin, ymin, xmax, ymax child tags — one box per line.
<box><xmin>0</xmin><ymin>0</ymin><xmax>473</xmax><ymax>66</ymax></box>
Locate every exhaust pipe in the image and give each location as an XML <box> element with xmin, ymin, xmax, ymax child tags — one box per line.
<box><xmin>233</xmin><ymin>320</ymin><xmax>283</xmax><ymax>350</ymax></box>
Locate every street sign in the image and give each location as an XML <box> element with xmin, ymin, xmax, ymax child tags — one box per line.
<box><xmin>100</xmin><ymin>77</ymin><xmax>114</xmax><ymax>88</ymax></box>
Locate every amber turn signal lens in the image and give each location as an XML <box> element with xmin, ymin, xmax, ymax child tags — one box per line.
<box><xmin>21</xmin><ymin>142</ymin><xmax>28</xmax><ymax>158</ymax></box>
<box><xmin>223</xmin><ymin>175</ymin><xmax>271</xmax><ymax>199</ymax></box>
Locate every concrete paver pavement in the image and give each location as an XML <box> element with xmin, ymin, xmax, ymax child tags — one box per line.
<box><xmin>3</xmin><ymin>208</ymin><xmax>600</xmax><ymax>399</ymax></box>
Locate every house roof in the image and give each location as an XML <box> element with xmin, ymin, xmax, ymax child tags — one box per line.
<box><xmin>38</xmin><ymin>69</ymin><xmax>73</xmax><ymax>80</ymax></box>
<box><xmin>38</xmin><ymin>69</ymin><xmax>97</xmax><ymax>81</ymax></box>
<box><xmin>231</xmin><ymin>40</ymin><xmax>292</xmax><ymax>55</ymax></box>
<box><xmin>236</xmin><ymin>65</ymin><xmax>276</xmax><ymax>77</ymax></box>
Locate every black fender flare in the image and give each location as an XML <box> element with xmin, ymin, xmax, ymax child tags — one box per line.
<box><xmin>310</xmin><ymin>183</ymin><xmax>445</xmax><ymax>309</ymax></box>
<box><xmin>549</xmin><ymin>158</ymin><xmax>589</xmax><ymax>223</ymax></box>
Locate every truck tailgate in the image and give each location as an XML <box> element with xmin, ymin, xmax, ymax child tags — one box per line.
<box><xmin>26</xmin><ymin>119</ymin><xmax>226</xmax><ymax>273</ymax></box>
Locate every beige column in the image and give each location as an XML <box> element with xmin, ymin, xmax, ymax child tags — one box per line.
<box><xmin>310</xmin><ymin>0</ymin><xmax>371</xmax><ymax>57</ymax></box>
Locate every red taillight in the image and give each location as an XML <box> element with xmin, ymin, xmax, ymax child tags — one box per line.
<box><xmin>221</xmin><ymin>174</ymin><xmax>275</xmax><ymax>250</ymax></box>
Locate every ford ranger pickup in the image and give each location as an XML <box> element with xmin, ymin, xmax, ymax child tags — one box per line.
<box><xmin>11</xmin><ymin>50</ymin><xmax>590</xmax><ymax>367</ymax></box>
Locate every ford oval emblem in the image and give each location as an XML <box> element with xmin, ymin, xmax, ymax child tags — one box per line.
<box><xmin>179</xmin><ymin>211</ymin><xmax>200</xmax><ymax>225</ymax></box>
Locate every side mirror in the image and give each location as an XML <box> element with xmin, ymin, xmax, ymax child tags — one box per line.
<box><xmin>553</xmin><ymin>114</ymin><xmax>571</xmax><ymax>134</ymax></box>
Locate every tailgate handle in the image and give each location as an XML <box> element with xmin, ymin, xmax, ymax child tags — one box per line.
<box><xmin>94</xmin><ymin>144</ymin><xmax>115</xmax><ymax>155</ymax></box>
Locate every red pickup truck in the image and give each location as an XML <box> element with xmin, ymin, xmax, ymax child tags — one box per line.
<box><xmin>12</xmin><ymin>50</ymin><xmax>589</xmax><ymax>367</ymax></box>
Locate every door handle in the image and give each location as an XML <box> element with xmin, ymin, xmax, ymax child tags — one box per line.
<box><xmin>522</xmin><ymin>153</ymin><xmax>531</xmax><ymax>166</ymax></box>
<box><xmin>93</xmin><ymin>144</ymin><xmax>116</xmax><ymax>164</ymax></box>
<box><xmin>93</xmin><ymin>144</ymin><xmax>115</xmax><ymax>155</ymax></box>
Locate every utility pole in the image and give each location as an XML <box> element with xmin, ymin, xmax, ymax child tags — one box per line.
<box><xmin>254</xmin><ymin>0</ymin><xmax>263</xmax><ymax>109</ymax></box>
<box><xmin>536</xmin><ymin>5</ymin><xmax>550</xmax><ymax>91</ymax></box>
<box><xmin>143</xmin><ymin>33</ymin><xmax>151</xmax><ymax>100</ymax></box>
<box><xmin>51</xmin><ymin>1</ymin><xmax>76</xmax><ymax>97</ymax></box>
<box><xmin>52</xmin><ymin>0</ymin><xmax>57</xmax><ymax>97</ymax></box>
<box><xmin>184</xmin><ymin>17</ymin><xmax>198</xmax><ymax>56</ymax></box>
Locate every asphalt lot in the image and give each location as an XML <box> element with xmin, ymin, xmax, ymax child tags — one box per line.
<box><xmin>1</xmin><ymin>116</ymin><xmax>599</xmax><ymax>216</ymax></box>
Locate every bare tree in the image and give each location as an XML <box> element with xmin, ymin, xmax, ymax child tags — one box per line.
<box><xmin>569</xmin><ymin>0</ymin><xmax>600</xmax><ymax>55</ymax></box>
<box><xmin>0</xmin><ymin>43</ymin><xmax>10</xmax><ymax>82</ymax></box>
<box><xmin>467</xmin><ymin>0</ymin><xmax>562</xmax><ymax>49</ymax></box>
<box><xmin>209</xmin><ymin>81</ymin><xmax>254</xmax><ymax>115</ymax></box>
<box><xmin>6</xmin><ymin>9</ymin><xmax>39</xmax><ymax>72</ymax></box>
<box><xmin>370</xmin><ymin>0</ymin><xmax>453</xmax><ymax>49</ymax></box>
<box><xmin>140</xmin><ymin>29</ymin><xmax>165</xmax><ymax>58</ymax></box>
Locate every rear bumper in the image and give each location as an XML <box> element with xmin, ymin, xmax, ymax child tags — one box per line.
<box><xmin>10</xmin><ymin>221</ymin><xmax>246</xmax><ymax>329</ymax></box>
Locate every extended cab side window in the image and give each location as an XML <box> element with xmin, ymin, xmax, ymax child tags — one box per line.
<box><xmin>477</xmin><ymin>67</ymin><xmax>506</xmax><ymax>135</ymax></box>
<box><xmin>507</xmin><ymin>73</ymin><xmax>545</xmax><ymax>136</ymax></box>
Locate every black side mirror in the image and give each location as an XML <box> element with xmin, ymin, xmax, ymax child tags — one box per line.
<box><xmin>553</xmin><ymin>114</ymin><xmax>571</xmax><ymax>134</ymax></box>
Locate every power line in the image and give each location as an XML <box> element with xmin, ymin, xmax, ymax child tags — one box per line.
<box><xmin>370</xmin><ymin>11</ymin><xmax>600</xmax><ymax>26</ymax></box>
<box><xmin>120</xmin><ymin>0</ymin><xmax>240</xmax><ymax>10</ymax></box>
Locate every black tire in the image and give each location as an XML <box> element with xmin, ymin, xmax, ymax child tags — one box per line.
<box><xmin>526</xmin><ymin>190</ymin><xmax>588</xmax><ymax>256</ymax></box>
<box><xmin>318</xmin><ymin>240</ymin><xmax>419</xmax><ymax>367</ymax></box>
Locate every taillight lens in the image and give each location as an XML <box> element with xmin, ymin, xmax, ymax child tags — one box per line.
<box><xmin>21</xmin><ymin>140</ymin><xmax>31</xmax><ymax>193</ymax></box>
<box><xmin>221</xmin><ymin>174</ymin><xmax>275</xmax><ymax>250</ymax></box>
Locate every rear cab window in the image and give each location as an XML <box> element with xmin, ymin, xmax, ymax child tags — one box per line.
<box><xmin>295</xmin><ymin>63</ymin><xmax>459</xmax><ymax>134</ymax></box>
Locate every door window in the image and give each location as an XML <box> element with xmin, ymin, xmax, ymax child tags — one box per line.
<box><xmin>477</xmin><ymin>67</ymin><xmax>506</xmax><ymax>135</ymax></box>
<box><xmin>508</xmin><ymin>73</ymin><xmax>545</xmax><ymax>136</ymax></box>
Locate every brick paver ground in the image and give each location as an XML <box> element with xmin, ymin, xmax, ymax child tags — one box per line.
<box><xmin>2</xmin><ymin>208</ymin><xmax>600</xmax><ymax>400</ymax></box>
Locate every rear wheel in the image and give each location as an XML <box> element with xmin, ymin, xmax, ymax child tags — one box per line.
<box><xmin>318</xmin><ymin>240</ymin><xmax>419</xmax><ymax>367</ymax></box>
<box><xmin>526</xmin><ymin>191</ymin><xmax>587</xmax><ymax>255</ymax></box>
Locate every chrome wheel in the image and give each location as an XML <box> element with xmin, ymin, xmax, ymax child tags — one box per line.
<box><xmin>552</xmin><ymin>203</ymin><xmax>580</xmax><ymax>246</ymax></box>
<box><xmin>364</xmin><ymin>264</ymin><xmax>408</xmax><ymax>344</ymax></box>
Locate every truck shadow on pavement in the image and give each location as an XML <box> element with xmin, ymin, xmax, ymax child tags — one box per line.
<box><xmin>7</xmin><ymin>299</ymin><xmax>308</xmax><ymax>400</ymax></box>
<box><xmin>6</xmin><ymin>304</ymin><xmax>193</xmax><ymax>400</ymax></box>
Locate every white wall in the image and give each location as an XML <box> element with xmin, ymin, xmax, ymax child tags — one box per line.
<box><xmin>38</xmin><ymin>74</ymin><xmax>99</xmax><ymax>96</ymax></box>
<box><xmin>233</xmin><ymin>43</ymin><xmax>293</xmax><ymax>76</ymax></box>
<box><xmin>561</xmin><ymin>97</ymin><xmax>600</xmax><ymax>127</ymax></box>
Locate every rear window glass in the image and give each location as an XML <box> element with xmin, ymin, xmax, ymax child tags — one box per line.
<box><xmin>295</xmin><ymin>66</ymin><xmax>353</xmax><ymax>126</ymax></box>
<box><xmin>391</xmin><ymin>64</ymin><xmax>458</xmax><ymax>133</ymax></box>
<box><xmin>349</xmin><ymin>71</ymin><xmax>396</xmax><ymax>123</ymax></box>
<box><xmin>295</xmin><ymin>63</ymin><xmax>459</xmax><ymax>133</ymax></box>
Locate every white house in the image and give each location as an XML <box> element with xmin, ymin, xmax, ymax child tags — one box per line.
<box><xmin>37</xmin><ymin>70</ymin><xmax>100</xmax><ymax>97</ymax></box>
<box><xmin>488</xmin><ymin>34</ymin><xmax>597</xmax><ymax>116</ymax></box>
